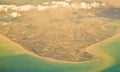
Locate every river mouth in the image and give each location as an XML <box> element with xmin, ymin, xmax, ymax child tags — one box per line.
<box><xmin>0</xmin><ymin>1</ymin><xmax>119</xmax><ymax>62</ymax></box>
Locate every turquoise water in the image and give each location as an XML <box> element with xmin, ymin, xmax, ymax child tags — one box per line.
<box><xmin>0</xmin><ymin>54</ymin><xmax>102</xmax><ymax>72</ymax></box>
<box><xmin>0</xmin><ymin>35</ymin><xmax>101</xmax><ymax>72</ymax></box>
<box><xmin>101</xmin><ymin>37</ymin><xmax>120</xmax><ymax>72</ymax></box>
<box><xmin>0</xmin><ymin>37</ymin><xmax>120</xmax><ymax>72</ymax></box>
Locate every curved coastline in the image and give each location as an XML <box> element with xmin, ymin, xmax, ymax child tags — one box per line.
<box><xmin>0</xmin><ymin>33</ymin><xmax>116</xmax><ymax>64</ymax></box>
<box><xmin>0</xmin><ymin>27</ymin><xmax>120</xmax><ymax>72</ymax></box>
<box><xmin>0</xmin><ymin>34</ymin><xmax>98</xmax><ymax>64</ymax></box>
<box><xmin>86</xmin><ymin>26</ymin><xmax>120</xmax><ymax>70</ymax></box>
<box><xmin>0</xmin><ymin>27</ymin><xmax>119</xmax><ymax>64</ymax></box>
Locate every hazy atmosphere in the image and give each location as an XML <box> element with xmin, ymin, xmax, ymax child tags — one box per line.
<box><xmin>0</xmin><ymin>0</ymin><xmax>120</xmax><ymax>72</ymax></box>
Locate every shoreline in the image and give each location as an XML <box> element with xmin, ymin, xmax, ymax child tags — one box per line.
<box><xmin>86</xmin><ymin>27</ymin><xmax>120</xmax><ymax>69</ymax></box>
<box><xmin>0</xmin><ymin>27</ymin><xmax>120</xmax><ymax>64</ymax></box>
<box><xmin>0</xmin><ymin>34</ymin><xmax>98</xmax><ymax>64</ymax></box>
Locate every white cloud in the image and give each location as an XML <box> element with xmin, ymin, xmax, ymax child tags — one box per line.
<box><xmin>9</xmin><ymin>12</ymin><xmax>21</xmax><ymax>17</ymax></box>
<box><xmin>18</xmin><ymin>5</ymin><xmax>34</xmax><ymax>11</ymax></box>
<box><xmin>80</xmin><ymin>2</ymin><xmax>88</xmax><ymax>9</ymax></box>
<box><xmin>0</xmin><ymin>1</ymin><xmax>107</xmax><ymax>12</ymax></box>
<box><xmin>37</xmin><ymin>5</ymin><xmax>50</xmax><ymax>11</ymax></box>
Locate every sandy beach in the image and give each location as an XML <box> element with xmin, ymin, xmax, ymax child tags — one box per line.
<box><xmin>0</xmin><ymin>34</ymin><xmax>98</xmax><ymax>64</ymax></box>
<box><xmin>0</xmin><ymin>24</ymin><xmax>120</xmax><ymax>64</ymax></box>
<box><xmin>86</xmin><ymin>26</ymin><xmax>120</xmax><ymax>69</ymax></box>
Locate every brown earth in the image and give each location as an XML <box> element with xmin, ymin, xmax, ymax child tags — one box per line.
<box><xmin>0</xmin><ymin>4</ymin><xmax>119</xmax><ymax>62</ymax></box>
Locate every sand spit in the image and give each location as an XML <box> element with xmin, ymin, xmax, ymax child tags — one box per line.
<box><xmin>86</xmin><ymin>26</ymin><xmax>120</xmax><ymax>69</ymax></box>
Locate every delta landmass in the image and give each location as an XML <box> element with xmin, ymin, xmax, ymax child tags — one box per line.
<box><xmin>0</xmin><ymin>0</ymin><xmax>120</xmax><ymax>72</ymax></box>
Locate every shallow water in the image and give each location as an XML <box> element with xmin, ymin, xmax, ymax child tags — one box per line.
<box><xmin>100</xmin><ymin>37</ymin><xmax>120</xmax><ymax>72</ymax></box>
<box><xmin>0</xmin><ymin>54</ymin><xmax>101</xmax><ymax>72</ymax></box>
<box><xmin>0</xmin><ymin>35</ymin><xmax>120</xmax><ymax>72</ymax></box>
